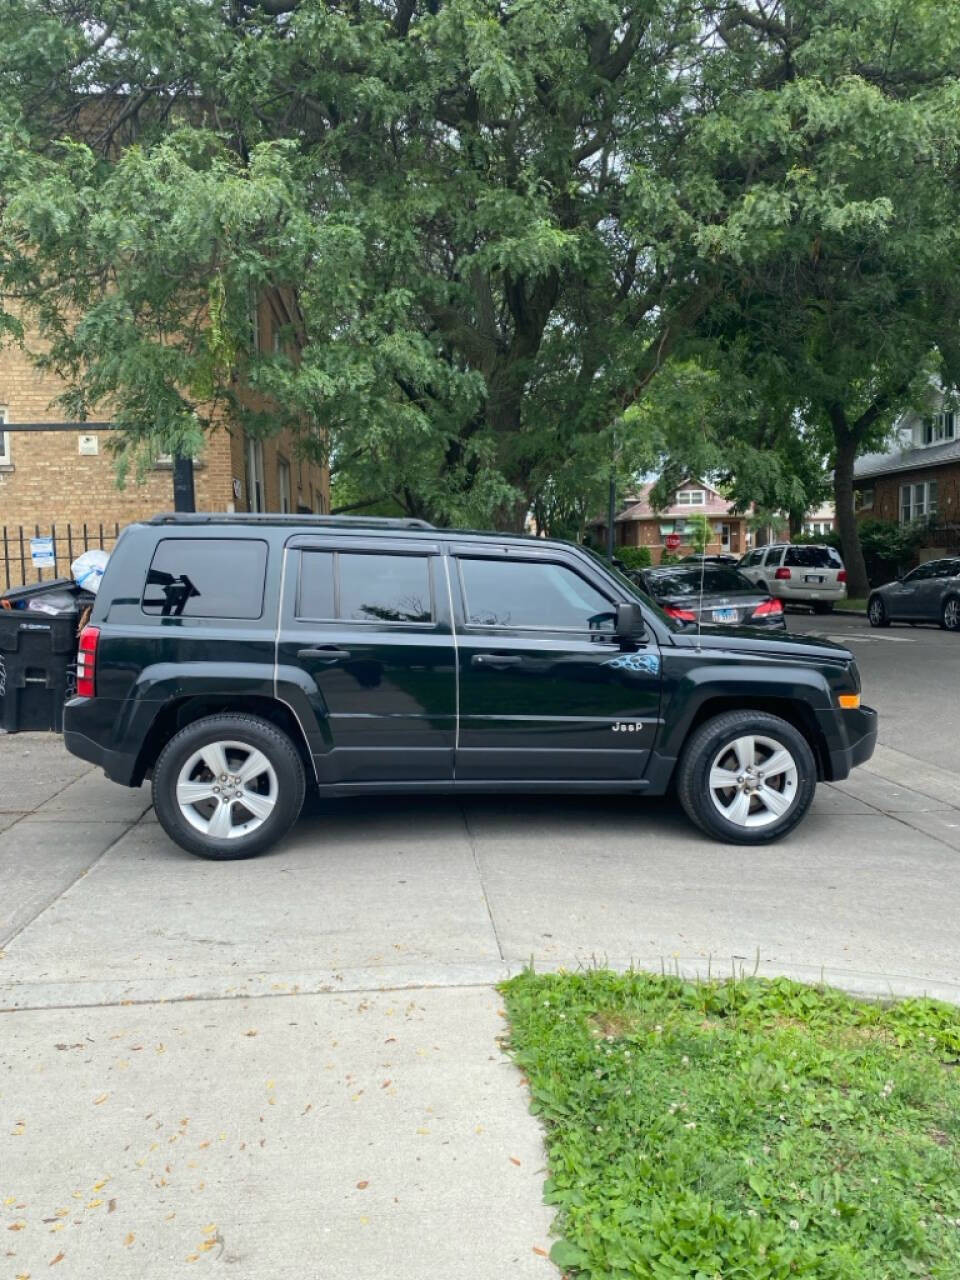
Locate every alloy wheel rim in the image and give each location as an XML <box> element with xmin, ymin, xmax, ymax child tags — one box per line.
<box><xmin>870</xmin><ymin>600</ymin><xmax>883</xmax><ymax>624</ymax></box>
<box><xmin>946</xmin><ymin>600</ymin><xmax>960</xmax><ymax>630</ymax></box>
<box><xmin>708</xmin><ymin>734</ymin><xmax>799</xmax><ymax>829</ymax></box>
<box><xmin>175</xmin><ymin>740</ymin><xmax>278</xmax><ymax>839</ymax></box>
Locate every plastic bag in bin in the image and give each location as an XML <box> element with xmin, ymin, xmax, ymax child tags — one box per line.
<box><xmin>71</xmin><ymin>548</ymin><xmax>110</xmax><ymax>594</ymax></box>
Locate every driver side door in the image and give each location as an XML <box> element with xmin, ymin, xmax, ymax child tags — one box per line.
<box><xmin>452</xmin><ymin>547</ymin><xmax>663</xmax><ymax>782</ymax></box>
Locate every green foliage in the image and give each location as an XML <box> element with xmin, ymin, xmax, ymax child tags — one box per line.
<box><xmin>503</xmin><ymin>969</ymin><xmax>960</xmax><ymax>1280</ymax></box>
<box><xmin>615</xmin><ymin>546</ymin><xmax>652</xmax><ymax>571</ymax></box>
<box><xmin>2</xmin><ymin>0</ymin><xmax>960</xmax><ymax>535</ymax></box>
<box><xmin>684</xmin><ymin>513</ymin><xmax>713</xmax><ymax>555</ymax></box>
<box><xmin>658</xmin><ymin>551</ymin><xmax>681</xmax><ymax>566</ymax></box>
<box><xmin>858</xmin><ymin>518</ymin><xmax>930</xmax><ymax>585</ymax></box>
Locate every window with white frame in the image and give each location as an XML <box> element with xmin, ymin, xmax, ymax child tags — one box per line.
<box><xmin>676</xmin><ymin>489</ymin><xmax>705</xmax><ymax>506</ymax></box>
<box><xmin>855</xmin><ymin>487</ymin><xmax>874</xmax><ymax>511</ymax></box>
<box><xmin>0</xmin><ymin>408</ymin><xmax>9</xmax><ymax>466</ymax></box>
<box><xmin>277</xmin><ymin>457</ymin><xmax>291</xmax><ymax>514</ymax></box>
<box><xmin>900</xmin><ymin>480</ymin><xmax>938</xmax><ymax>523</ymax></box>
<box><xmin>921</xmin><ymin>411</ymin><xmax>956</xmax><ymax>446</ymax></box>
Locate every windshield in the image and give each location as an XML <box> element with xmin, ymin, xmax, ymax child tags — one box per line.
<box><xmin>645</xmin><ymin>567</ymin><xmax>755</xmax><ymax>598</ymax></box>
<box><xmin>581</xmin><ymin>548</ymin><xmax>680</xmax><ymax>628</ymax></box>
<box><xmin>783</xmin><ymin>546</ymin><xmax>842</xmax><ymax>568</ymax></box>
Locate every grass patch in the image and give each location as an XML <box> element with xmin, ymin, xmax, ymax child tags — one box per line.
<box><xmin>501</xmin><ymin>971</ymin><xmax>960</xmax><ymax>1278</ymax></box>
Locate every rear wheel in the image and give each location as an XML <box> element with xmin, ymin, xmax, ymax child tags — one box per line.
<box><xmin>942</xmin><ymin>596</ymin><xmax>960</xmax><ymax>632</ymax></box>
<box><xmin>867</xmin><ymin>595</ymin><xmax>889</xmax><ymax>628</ymax></box>
<box><xmin>153</xmin><ymin>714</ymin><xmax>306</xmax><ymax>859</ymax></box>
<box><xmin>676</xmin><ymin>711</ymin><xmax>817</xmax><ymax>845</ymax></box>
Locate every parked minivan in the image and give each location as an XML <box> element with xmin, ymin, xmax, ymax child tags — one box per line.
<box><xmin>738</xmin><ymin>544</ymin><xmax>847</xmax><ymax>613</ymax></box>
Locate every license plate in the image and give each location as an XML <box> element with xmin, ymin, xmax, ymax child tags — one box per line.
<box><xmin>805</xmin><ymin>574</ymin><xmax>824</xmax><ymax>584</ymax></box>
<box><xmin>712</xmin><ymin>607</ymin><xmax>738</xmax><ymax>623</ymax></box>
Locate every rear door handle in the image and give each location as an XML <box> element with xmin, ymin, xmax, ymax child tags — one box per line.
<box><xmin>297</xmin><ymin>647</ymin><xmax>351</xmax><ymax>663</ymax></box>
<box><xmin>472</xmin><ymin>653</ymin><xmax>522</xmax><ymax>668</ymax></box>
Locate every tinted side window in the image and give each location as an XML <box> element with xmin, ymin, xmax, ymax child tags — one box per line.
<box><xmin>763</xmin><ymin>547</ymin><xmax>783</xmax><ymax>566</ymax></box>
<box><xmin>459</xmin><ymin>558</ymin><xmax>614</xmax><ymax>631</ymax></box>
<box><xmin>297</xmin><ymin>551</ymin><xmax>433</xmax><ymax>624</ymax></box>
<box><xmin>142</xmin><ymin>539</ymin><xmax>267</xmax><ymax>618</ymax></box>
<box><xmin>340</xmin><ymin>554</ymin><xmax>432</xmax><ymax>623</ymax></box>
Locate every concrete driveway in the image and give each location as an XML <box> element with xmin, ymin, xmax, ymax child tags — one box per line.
<box><xmin>2</xmin><ymin>622</ymin><xmax>959</xmax><ymax>1277</ymax></box>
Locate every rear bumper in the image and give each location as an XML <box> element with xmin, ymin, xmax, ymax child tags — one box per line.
<box><xmin>775</xmin><ymin>586</ymin><xmax>847</xmax><ymax>603</ymax></box>
<box><xmin>63</xmin><ymin>699</ymin><xmax>140</xmax><ymax>786</ymax></box>
<box><xmin>816</xmin><ymin>704</ymin><xmax>878</xmax><ymax>781</ymax></box>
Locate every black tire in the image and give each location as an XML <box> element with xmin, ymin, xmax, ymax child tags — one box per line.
<box><xmin>867</xmin><ymin>595</ymin><xmax>889</xmax><ymax>628</ymax></box>
<box><xmin>812</xmin><ymin>602</ymin><xmax>833</xmax><ymax>615</ymax></box>
<box><xmin>152</xmin><ymin>713</ymin><xmax>306</xmax><ymax>860</ymax></box>
<box><xmin>942</xmin><ymin>596</ymin><xmax>960</xmax><ymax>632</ymax></box>
<box><xmin>676</xmin><ymin>710</ymin><xmax>817</xmax><ymax>845</ymax></box>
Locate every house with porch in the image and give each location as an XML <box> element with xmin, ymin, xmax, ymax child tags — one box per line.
<box><xmin>596</xmin><ymin>480</ymin><xmax>752</xmax><ymax>564</ymax></box>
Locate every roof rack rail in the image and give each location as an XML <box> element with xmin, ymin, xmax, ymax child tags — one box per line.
<box><xmin>148</xmin><ymin>512</ymin><xmax>435</xmax><ymax>530</ymax></box>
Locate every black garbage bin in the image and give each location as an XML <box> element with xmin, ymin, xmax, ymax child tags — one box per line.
<box><xmin>0</xmin><ymin>586</ymin><xmax>84</xmax><ymax>733</ymax></box>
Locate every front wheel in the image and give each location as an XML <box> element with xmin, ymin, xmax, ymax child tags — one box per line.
<box><xmin>676</xmin><ymin>711</ymin><xmax>817</xmax><ymax>845</ymax></box>
<box><xmin>867</xmin><ymin>595</ymin><xmax>889</xmax><ymax>628</ymax></box>
<box><xmin>942</xmin><ymin>596</ymin><xmax>960</xmax><ymax>632</ymax></box>
<box><xmin>152</xmin><ymin>713</ymin><xmax>306</xmax><ymax>859</ymax></box>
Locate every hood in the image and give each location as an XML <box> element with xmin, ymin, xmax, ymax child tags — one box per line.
<box><xmin>669</xmin><ymin>625</ymin><xmax>853</xmax><ymax>664</ymax></box>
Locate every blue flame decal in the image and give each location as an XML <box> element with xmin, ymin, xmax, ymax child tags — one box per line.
<box><xmin>604</xmin><ymin>652</ymin><xmax>661</xmax><ymax>676</ymax></box>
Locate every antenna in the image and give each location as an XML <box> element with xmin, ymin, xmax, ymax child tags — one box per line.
<box><xmin>696</xmin><ymin>543</ymin><xmax>705</xmax><ymax>652</ymax></box>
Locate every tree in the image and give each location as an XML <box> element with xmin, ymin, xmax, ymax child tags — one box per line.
<box><xmin>2</xmin><ymin>0</ymin><xmax>960</xmax><ymax>550</ymax></box>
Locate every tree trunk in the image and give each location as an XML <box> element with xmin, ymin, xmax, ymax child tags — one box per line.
<box><xmin>833</xmin><ymin>428</ymin><xmax>870</xmax><ymax>598</ymax></box>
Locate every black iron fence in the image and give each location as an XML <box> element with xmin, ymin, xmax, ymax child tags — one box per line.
<box><xmin>1</xmin><ymin>523</ymin><xmax>121</xmax><ymax>592</ymax></box>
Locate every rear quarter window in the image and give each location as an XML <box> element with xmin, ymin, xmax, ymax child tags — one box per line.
<box><xmin>142</xmin><ymin>538</ymin><xmax>268</xmax><ymax>618</ymax></box>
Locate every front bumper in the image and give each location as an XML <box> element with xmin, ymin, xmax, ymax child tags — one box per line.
<box><xmin>815</xmin><ymin>704</ymin><xmax>878</xmax><ymax>781</ymax></box>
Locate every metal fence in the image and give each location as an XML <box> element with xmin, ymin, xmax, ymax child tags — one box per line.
<box><xmin>1</xmin><ymin>523</ymin><xmax>121</xmax><ymax>591</ymax></box>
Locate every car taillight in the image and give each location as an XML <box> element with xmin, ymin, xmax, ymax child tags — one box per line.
<box><xmin>664</xmin><ymin>605</ymin><xmax>698</xmax><ymax>621</ymax></box>
<box><xmin>752</xmin><ymin>598</ymin><xmax>783</xmax><ymax>616</ymax></box>
<box><xmin>774</xmin><ymin>567</ymin><xmax>792</xmax><ymax>580</ymax></box>
<box><xmin>837</xmin><ymin>570</ymin><xmax>847</xmax><ymax>583</ymax></box>
<box><xmin>76</xmin><ymin>625</ymin><xmax>100</xmax><ymax>698</ymax></box>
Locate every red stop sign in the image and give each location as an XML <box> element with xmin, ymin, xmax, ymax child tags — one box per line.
<box><xmin>665</xmin><ymin>533</ymin><xmax>681</xmax><ymax>551</ymax></box>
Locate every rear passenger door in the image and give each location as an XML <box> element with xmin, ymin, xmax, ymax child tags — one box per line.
<box><xmin>451</xmin><ymin>547</ymin><xmax>662</xmax><ymax>782</ymax></box>
<box><xmin>276</xmin><ymin>539</ymin><xmax>456</xmax><ymax>783</ymax></box>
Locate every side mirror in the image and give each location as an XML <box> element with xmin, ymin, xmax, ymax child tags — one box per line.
<box><xmin>615</xmin><ymin>601</ymin><xmax>646</xmax><ymax>645</ymax></box>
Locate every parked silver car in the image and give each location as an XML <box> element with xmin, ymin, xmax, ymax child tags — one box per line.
<box><xmin>738</xmin><ymin>544</ymin><xmax>847</xmax><ymax>613</ymax></box>
<box><xmin>868</xmin><ymin>557</ymin><xmax>960</xmax><ymax>630</ymax></box>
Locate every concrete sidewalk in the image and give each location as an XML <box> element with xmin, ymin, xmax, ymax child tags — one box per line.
<box><xmin>2</xmin><ymin>732</ymin><xmax>959</xmax><ymax>1278</ymax></box>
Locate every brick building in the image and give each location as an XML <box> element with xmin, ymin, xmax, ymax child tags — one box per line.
<box><xmin>854</xmin><ymin>404</ymin><xmax>960</xmax><ymax>543</ymax></box>
<box><xmin>594</xmin><ymin>479</ymin><xmax>753</xmax><ymax>564</ymax></box>
<box><xmin>0</xmin><ymin>292</ymin><xmax>328</xmax><ymax>585</ymax></box>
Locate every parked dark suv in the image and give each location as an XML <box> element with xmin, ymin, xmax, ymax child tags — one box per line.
<box><xmin>63</xmin><ymin>514</ymin><xmax>878</xmax><ymax>859</ymax></box>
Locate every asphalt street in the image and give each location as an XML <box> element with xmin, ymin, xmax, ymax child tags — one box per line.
<box><xmin>1</xmin><ymin>619</ymin><xmax>958</xmax><ymax>1278</ymax></box>
<box><xmin>787</xmin><ymin>608</ymin><xmax>960</xmax><ymax>770</ymax></box>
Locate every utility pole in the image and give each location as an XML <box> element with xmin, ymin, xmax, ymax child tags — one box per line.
<box><xmin>172</xmin><ymin>455</ymin><xmax>196</xmax><ymax>512</ymax></box>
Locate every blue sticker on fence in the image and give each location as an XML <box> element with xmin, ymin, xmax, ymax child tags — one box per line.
<box><xmin>604</xmin><ymin>652</ymin><xmax>661</xmax><ymax>676</ymax></box>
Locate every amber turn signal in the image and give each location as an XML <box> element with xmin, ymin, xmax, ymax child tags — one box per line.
<box><xmin>837</xmin><ymin>693</ymin><xmax>861</xmax><ymax>709</ymax></box>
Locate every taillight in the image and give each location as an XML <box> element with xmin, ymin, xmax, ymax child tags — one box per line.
<box><xmin>664</xmin><ymin>605</ymin><xmax>698</xmax><ymax>621</ymax></box>
<box><xmin>837</xmin><ymin>570</ymin><xmax>847</xmax><ymax>583</ymax></box>
<box><xmin>774</xmin><ymin>567</ymin><xmax>792</xmax><ymax>580</ymax></box>
<box><xmin>76</xmin><ymin>625</ymin><xmax>100</xmax><ymax>698</ymax></box>
<box><xmin>752</xmin><ymin>598</ymin><xmax>783</xmax><ymax>616</ymax></box>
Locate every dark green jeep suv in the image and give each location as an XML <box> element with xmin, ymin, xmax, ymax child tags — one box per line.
<box><xmin>63</xmin><ymin>514</ymin><xmax>877</xmax><ymax>859</ymax></box>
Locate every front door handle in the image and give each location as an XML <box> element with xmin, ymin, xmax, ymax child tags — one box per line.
<box><xmin>472</xmin><ymin>653</ymin><xmax>522</xmax><ymax>668</ymax></box>
<box><xmin>298</xmin><ymin>647</ymin><xmax>351</xmax><ymax>663</ymax></box>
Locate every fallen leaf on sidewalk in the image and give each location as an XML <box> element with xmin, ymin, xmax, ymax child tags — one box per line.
<box><xmin>123</xmin><ymin>1234</ymin><xmax>135</xmax><ymax>1247</ymax></box>
<box><xmin>8</xmin><ymin>1221</ymin><xmax>26</xmax><ymax>1231</ymax></box>
<box><xmin>532</xmin><ymin>1246</ymin><xmax>547</xmax><ymax>1256</ymax></box>
<box><xmin>93</xmin><ymin>1095</ymin><xmax>108</xmax><ymax>1106</ymax></box>
<box><xmin>509</xmin><ymin>1157</ymin><xmax>521</xmax><ymax>1166</ymax></box>
<box><xmin>356</xmin><ymin>1181</ymin><xmax>369</xmax><ymax>1190</ymax></box>
<box><xmin>107</xmin><ymin>1200</ymin><xmax>116</xmax><ymax>1214</ymax></box>
<box><xmin>381</xmin><ymin>1080</ymin><xmax>391</xmax><ymax>1089</ymax></box>
<box><xmin>49</xmin><ymin>1251</ymin><xmax>65</xmax><ymax>1266</ymax></box>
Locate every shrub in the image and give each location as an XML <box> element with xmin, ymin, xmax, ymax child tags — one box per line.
<box><xmin>615</xmin><ymin>545</ymin><xmax>652</xmax><ymax>570</ymax></box>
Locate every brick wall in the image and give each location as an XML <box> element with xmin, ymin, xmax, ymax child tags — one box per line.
<box><xmin>860</xmin><ymin>463</ymin><xmax>960</xmax><ymax>526</ymax></box>
<box><xmin>0</xmin><ymin>303</ymin><xmax>329</xmax><ymax>546</ymax></box>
